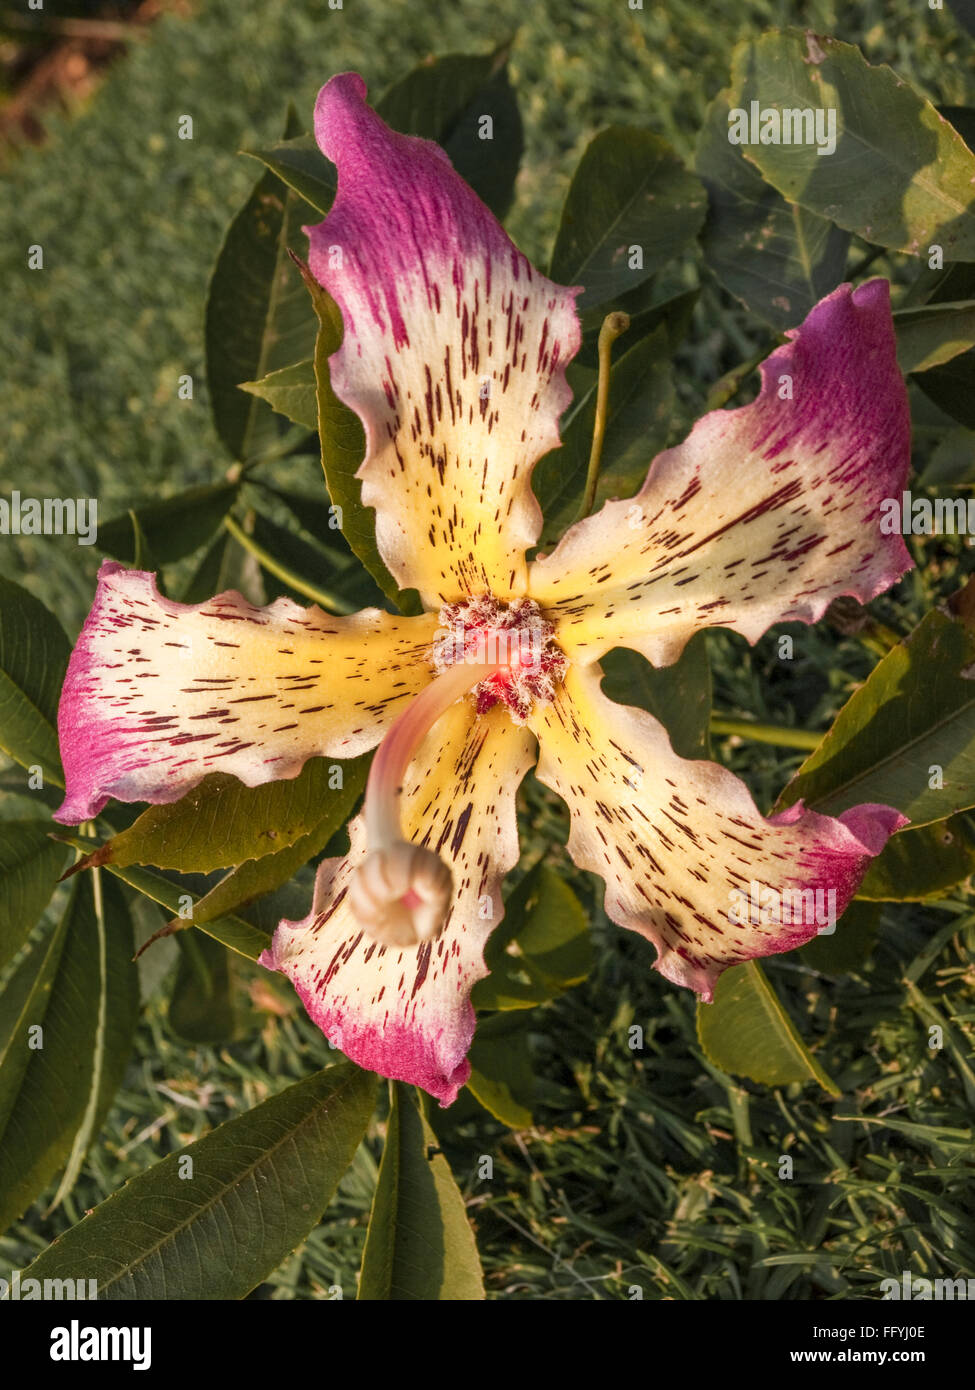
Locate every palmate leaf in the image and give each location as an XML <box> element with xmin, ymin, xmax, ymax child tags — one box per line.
<box><xmin>574</xmin><ymin>287</ymin><xmax>700</xmax><ymax>370</ymax></box>
<box><xmin>550</xmin><ymin>126</ymin><xmax>707</xmax><ymax>310</ymax></box>
<box><xmin>244</xmin><ymin>133</ymin><xmax>336</xmax><ymax>218</ymax></box>
<box><xmin>294</xmin><ymin>262</ymin><xmax>417</xmax><ymax>611</ymax></box>
<box><xmin>599</xmin><ymin>632</ymin><xmax>712</xmax><ymax>762</ymax></box>
<box><xmin>534</xmin><ymin>326</ymin><xmax>674</xmax><ymax>540</ymax></box>
<box><xmin>96</xmin><ymin>483</ymin><xmax>241</xmax><ymax>566</ymax></box>
<box><xmin>0</xmin><ymin>873</ymin><xmax>139</xmax><ymax>1234</ymax></box>
<box><xmin>923</xmin><ymin>427</ymin><xmax>975</xmax><ymax>487</ymax></box>
<box><xmin>0</xmin><ymin>575</ymin><xmax>69</xmax><ymax>786</ymax></box>
<box><xmin>54</xmin><ymin>831</ymin><xmax>271</xmax><ymax>963</ymax></box>
<box><xmin>169</xmin><ymin>931</ymin><xmax>237</xmax><ymax>1045</ymax></box>
<box><xmin>248</xmin><ymin>502</ymin><xmax>387</xmax><ymax>613</ymax></box>
<box><xmin>358</xmin><ymin>1082</ymin><xmax>484</xmax><ymax>1301</ymax></box>
<box><xmin>240</xmin><ymin>358</ymin><xmax>317</xmax><ymax>430</ymax></box>
<box><xmin>696</xmin><ymin>89</ymin><xmax>850</xmax><ymax>330</ymax></box>
<box><xmin>467</xmin><ymin>1011</ymin><xmax>535</xmax><ymax>1128</ymax></box>
<box><xmin>0</xmin><ymin>821</ymin><xmax>69</xmax><ymax>970</ymax></box>
<box><xmin>71</xmin><ymin>754</ymin><xmax>367</xmax><ymax>876</ymax></box>
<box><xmin>697</xmin><ymin>960</ymin><xmax>840</xmax><ymax>1096</ymax></box>
<box><xmin>729</xmin><ymin>30</ymin><xmax>975</xmax><ymax>261</ymax></box>
<box><xmin>472</xmin><ymin>862</ymin><xmax>592</xmax><ymax>1012</ymax></box>
<box><xmin>778</xmin><ymin>607</ymin><xmax>975</xmax><ymax>830</ymax></box>
<box><xmin>20</xmin><ymin>1064</ymin><xmax>377</xmax><ymax>1299</ymax></box>
<box><xmin>205</xmin><ymin>108</ymin><xmax>318</xmax><ymax>463</ymax></box>
<box><xmin>376</xmin><ymin>43</ymin><xmax>524</xmax><ymax>221</ymax></box>
<box><xmin>914</xmin><ymin>349</ymin><xmax>975</xmax><ymax>428</ymax></box>
<box><xmin>182</xmin><ymin>752</ymin><xmax>368</xmax><ymax>930</ymax></box>
<box><xmin>856</xmin><ymin>815</ymin><xmax>975</xmax><ymax>902</ymax></box>
<box><xmin>893</xmin><ymin>301</ymin><xmax>975</xmax><ymax>374</ymax></box>
<box><xmin>800</xmin><ymin>901</ymin><xmax>880</xmax><ymax>973</ymax></box>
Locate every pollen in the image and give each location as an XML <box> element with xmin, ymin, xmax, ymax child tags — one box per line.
<box><xmin>432</xmin><ymin>594</ymin><xmax>567</xmax><ymax>723</ymax></box>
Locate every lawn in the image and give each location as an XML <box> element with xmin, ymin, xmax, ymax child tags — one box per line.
<box><xmin>1</xmin><ymin>0</ymin><xmax>973</xmax><ymax>1299</ymax></box>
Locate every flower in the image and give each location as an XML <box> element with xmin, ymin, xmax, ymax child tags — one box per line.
<box><xmin>55</xmin><ymin>73</ymin><xmax>912</xmax><ymax>1106</ymax></box>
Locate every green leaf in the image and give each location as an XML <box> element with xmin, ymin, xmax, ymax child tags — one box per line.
<box><xmin>185</xmin><ymin>753</ymin><xmax>368</xmax><ymax>928</ymax></box>
<box><xmin>949</xmin><ymin>1</ymin><xmax>975</xmax><ymax>38</ymax></box>
<box><xmin>576</xmin><ymin>287</ymin><xmax>699</xmax><ymax>369</ymax></box>
<box><xmin>0</xmin><ymin>821</ymin><xmax>69</xmax><ymax>970</ymax></box>
<box><xmin>358</xmin><ymin>1082</ymin><xmax>484</xmax><ymax>1300</ymax></box>
<box><xmin>239</xmin><ymin>357</ymin><xmax>318</xmax><ymax>430</ymax></box>
<box><xmin>696</xmin><ymin>89</ymin><xmax>850</xmax><ymax>330</ymax></box>
<box><xmin>856</xmin><ymin>815</ymin><xmax>975</xmax><ymax>901</ymax></box>
<box><xmin>599</xmin><ymin>632</ymin><xmax>712</xmax><ymax>761</ymax></box>
<box><xmin>922</xmin><ymin>427</ymin><xmax>975</xmax><ymax>486</ymax></box>
<box><xmin>550</xmin><ymin>126</ymin><xmax>707</xmax><ymax>309</ymax></box>
<box><xmin>19</xmin><ymin>1064</ymin><xmax>376</xmax><ymax>1298</ymax></box>
<box><xmin>205</xmin><ymin>109</ymin><xmax>318</xmax><ymax>462</ymax></box>
<box><xmin>248</xmin><ymin>510</ymin><xmax>355</xmax><ymax>609</ymax></box>
<box><xmin>0</xmin><ymin>575</ymin><xmax>69</xmax><ymax>785</ymax></box>
<box><xmin>534</xmin><ymin>326</ymin><xmax>673</xmax><ymax>539</ymax></box>
<box><xmin>729</xmin><ymin>30</ymin><xmax>975</xmax><ymax>261</ymax></box>
<box><xmin>244</xmin><ymin>133</ymin><xmax>336</xmax><ymax>217</ymax></box>
<box><xmin>697</xmin><ymin>960</ymin><xmax>840</xmax><ymax>1095</ymax></box>
<box><xmin>915</xmin><ymin>348</ymin><xmax>975</xmax><ymax>428</ymax></box>
<box><xmin>169</xmin><ymin>931</ymin><xmax>236</xmax><ymax>1044</ymax></box>
<box><xmin>112</xmin><ymin>864</ymin><xmax>270</xmax><ymax>963</ymax></box>
<box><xmin>298</xmin><ymin>263</ymin><xmax>416</xmax><ymax>610</ymax></box>
<box><xmin>179</xmin><ymin>529</ymin><xmax>233</xmax><ymax>604</ymax></box>
<box><xmin>778</xmin><ymin>608</ymin><xmax>975</xmax><ymax>829</ymax></box>
<box><xmin>96</xmin><ymin>482</ymin><xmax>240</xmax><ymax>565</ymax></box>
<box><xmin>800</xmin><ymin>900</ymin><xmax>880</xmax><ymax>973</ymax></box>
<box><xmin>467</xmin><ymin>1012</ymin><xmax>534</xmax><ymax>1127</ymax></box>
<box><xmin>0</xmin><ymin>907</ymin><xmax>69</xmax><ymax>1156</ymax></box>
<box><xmin>377</xmin><ymin>44</ymin><xmax>523</xmax><ymax>220</ymax></box>
<box><xmin>75</xmin><ymin>756</ymin><xmax>364</xmax><ymax>875</ymax></box>
<box><xmin>473</xmin><ymin>862</ymin><xmax>591</xmax><ymax>1011</ymax></box>
<box><xmin>253</xmin><ymin>481</ymin><xmax>340</xmax><ymax>540</ymax></box>
<box><xmin>52</xmin><ymin>831</ymin><xmax>272</xmax><ymax>962</ymax></box>
<box><xmin>250</xmin><ymin>491</ymin><xmax>387</xmax><ymax>611</ymax></box>
<box><xmin>894</xmin><ymin>301</ymin><xmax>975</xmax><ymax>374</ymax></box>
<box><xmin>0</xmin><ymin>874</ymin><xmax>139</xmax><ymax>1234</ymax></box>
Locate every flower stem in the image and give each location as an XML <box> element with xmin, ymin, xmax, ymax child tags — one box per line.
<box><xmin>710</xmin><ymin>716</ymin><xmax>821</xmax><ymax>751</ymax></box>
<box><xmin>575</xmin><ymin>311</ymin><xmax>631</xmax><ymax>522</ymax></box>
<box><xmin>223</xmin><ymin>514</ymin><xmax>356</xmax><ymax>614</ymax></box>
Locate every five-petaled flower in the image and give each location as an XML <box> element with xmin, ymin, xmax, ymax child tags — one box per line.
<box><xmin>55</xmin><ymin>73</ymin><xmax>912</xmax><ymax>1105</ymax></box>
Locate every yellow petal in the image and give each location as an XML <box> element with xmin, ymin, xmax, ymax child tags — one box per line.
<box><xmin>262</xmin><ymin>699</ymin><xmax>536</xmax><ymax>1105</ymax></box>
<box><xmin>56</xmin><ymin>562</ymin><xmax>438</xmax><ymax>822</ymax></box>
<box><xmin>307</xmin><ymin>74</ymin><xmax>580</xmax><ymax>607</ymax></box>
<box><xmin>529</xmin><ymin>282</ymin><xmax>911</xmax><ymax>665</ymax></box>
<box><xmin>529</xmin><ymin>663</ymin><xmax>905</xmax><ymax>1001</ymax></box>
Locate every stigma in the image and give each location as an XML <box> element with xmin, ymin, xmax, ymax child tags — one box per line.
<box><xmin>349</xmin><ymin>594</ymin><xmax>566</xmax><ymax>950</ymax></box>
<box><xmin>350</xmin><ymin>656</ymin><xmax>500</xmax><ymax>950</ymax></box>
<box><xmin>432</xmin><ymin>594</ymin><xmax>567</xmax><ymax>724</ymax></box>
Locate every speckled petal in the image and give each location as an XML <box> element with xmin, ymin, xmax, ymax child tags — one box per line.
<box><xmin>307</xmin><ymin>72</ymin><xmax>581</xmax><ymax>608</ymax></box>
<box><xmin>54</xmin><ymin>561</ymin><xmax>438</xmax><ymax>824</ymax></box>
<box><xmin>529</xmin><ymin>663</ymin><xmax>906</xmax><ymax>1000</ymax></box>
<box><xmin>529</xmin><ymin>281</ymin><xmax>912</xmax><ymax>665</ymax></box>
<box><xmin>261</xmin><ymin>701</ymin><xmax>536</xmax><ymax>1105</ymax></box>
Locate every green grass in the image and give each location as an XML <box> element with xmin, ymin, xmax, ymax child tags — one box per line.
<box><xmin>1</xmin><ymin>0</ymin><xmax>974</xmax><ymax>1299</ymax></box>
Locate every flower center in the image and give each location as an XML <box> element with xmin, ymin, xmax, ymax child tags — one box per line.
<box><xmin>432</xmin><ymin>594</ymin><xmax>566</xmax><ymax>724</ymax></box>
<box><xmin>347</xmin><ymin>595</ymin><xmax>564</xmax><ymax>949</ymax></box>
